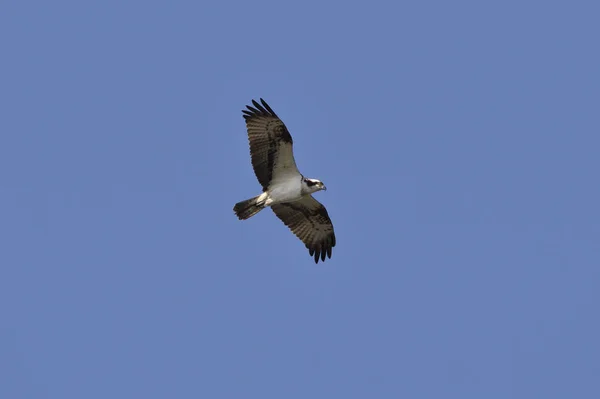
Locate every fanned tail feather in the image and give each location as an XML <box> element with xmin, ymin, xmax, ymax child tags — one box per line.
<box><xmin>233</xmin><ymin>196</ymin><xmax>264</xmax><ymax>220</ymax></box>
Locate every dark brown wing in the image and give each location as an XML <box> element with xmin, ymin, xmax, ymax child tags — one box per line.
<box><xmin>271</xmin><ymin>196</ymin><xmax>336</xmax><ymax>263</ymax></box>
<box><xmin>242</xmin><ymin>99</ymin><xmax>299</xmax><ymax>191</ymax></box>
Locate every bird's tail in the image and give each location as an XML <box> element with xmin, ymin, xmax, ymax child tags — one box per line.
<box><xmin>233</xmin><ymin>195</ymin><xmax>264</xmax><ymax>220</ymax></box>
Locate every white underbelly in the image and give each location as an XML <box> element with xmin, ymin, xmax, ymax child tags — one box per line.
<box><xmin>267</xmin><ymin>179</ymin><xmax>302</xmax><ymax>205</ymax></box>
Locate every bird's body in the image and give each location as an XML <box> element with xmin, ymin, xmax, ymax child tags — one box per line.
<box><xmin>233</xmin><ymin>99</ymin><xmax>336</xmax><ymax>263</ymax></box>
<box><xmin>261</xmin><ymin>176</ymin><xmax>302</xmax><ymax>206</ymax></box>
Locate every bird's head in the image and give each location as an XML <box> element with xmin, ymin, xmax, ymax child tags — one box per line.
<box><xmin>302</xmin><ymin>178</ymin><xmax>327</xmax><ymax>194</ymax></box>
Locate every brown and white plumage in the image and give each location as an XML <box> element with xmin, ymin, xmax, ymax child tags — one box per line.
<box><xmin>271</xmin><ymin>196</ymin><xmax>336</xmax><ymax>263</ymax></box>
<box><xmin>234</xmin><ymin>98</ymin><xmax>336</xmax><ymax>263</ymax></box>
<box><xmin>242</xmin><ymin>99</ymin><xmax>298</xmax><ymax>191</ymax></box>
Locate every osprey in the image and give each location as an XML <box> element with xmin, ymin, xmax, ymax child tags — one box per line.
<box><xmin>233</xmin><ymin>98</ymin><xmax>336</xmax><ymax>263</ymax></box>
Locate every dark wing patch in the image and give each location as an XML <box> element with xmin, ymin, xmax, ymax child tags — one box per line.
<box><xmin>271</xmin><ymin>196</ymin><xmax>336</xmax><ymax>264</ymax></box>
<box><xmin>242</xmin><ymin>99</ymin><xmax>295</xmax><ymax>190</ymax></box>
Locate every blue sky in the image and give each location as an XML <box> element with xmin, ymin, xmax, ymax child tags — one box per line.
<box><xmin>2</xmin><ymin>1</ymin><xmax>599</xmax><ymax>398</ymax></box>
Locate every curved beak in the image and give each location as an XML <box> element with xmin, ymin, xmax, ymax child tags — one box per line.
<box><xmin>322</xmin><ymin>184</ymin><xmax>327</xmax><ymax>191</ymax></box>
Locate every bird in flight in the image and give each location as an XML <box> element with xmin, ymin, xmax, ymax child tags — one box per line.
<box><xmin>233</xmin><ymin>99</ymin><xmax>336</xmax><ymax>263</ymax></box>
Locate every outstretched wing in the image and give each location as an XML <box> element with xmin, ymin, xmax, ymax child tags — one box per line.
<box><xmin>271</xmin><ymin>196</ymin><xmax>336</xmax><ymax>263</ymax></box>
<box><xmin>242</xmin><ymin>99</ymin><xmax>300</xmax><ymax>191</ymax></box>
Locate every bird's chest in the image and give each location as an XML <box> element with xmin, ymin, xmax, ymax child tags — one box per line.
<box><xmin>268</xmin><ymin>179</ymin><xmax>302</xmax><ymax>203</ymax></box>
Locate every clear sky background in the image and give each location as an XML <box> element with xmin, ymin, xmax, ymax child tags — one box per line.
<box><xmin>1</xmin><ymin>1</ymin><xmax>599</xmax><ymax>398</ymax></box>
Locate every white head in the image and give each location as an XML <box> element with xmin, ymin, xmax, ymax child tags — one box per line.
<box><xmin>302</xmin><ymin>177</ymin><xmax>327</xmax><ymax>194</ymax></box>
